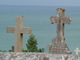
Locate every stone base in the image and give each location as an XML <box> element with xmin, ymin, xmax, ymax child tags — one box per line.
<box><xmin>0</xmin><ymin>52</ymin><xmax>80</xmax><ymax>60</ymax></box>
<box><xmin>48</xmin><ymin>37</ymin><xmax>71</xmax><ymax>54</ymax></box>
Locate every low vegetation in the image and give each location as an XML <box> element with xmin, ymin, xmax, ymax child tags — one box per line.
<box><xmin>23</xmin><ymin>34</ymin><xmax>44</xmax><ymax>52</ymax></box>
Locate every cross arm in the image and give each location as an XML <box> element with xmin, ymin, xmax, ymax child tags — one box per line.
<box><xmin>50</xmin><ymin>16</ymin><xmax>59</xmax><ymax>24</ymax></box>
<box><xmin>7</xmin><ymin>26</ymin><xmax>15</xmax><ymax>33</ymax></box>
<box><xmin>63</xmin><ymin>16</ymin><xmax>71</xmax><ymax>24</ymax></box>
<box><xmin>20</xmin><ymin>27</ymin><xmax>32</xmax><ymax>34</ymax></box>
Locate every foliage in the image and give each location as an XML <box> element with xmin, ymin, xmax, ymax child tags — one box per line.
<box><xmin>0</xmin><ymin>50</ymin><xmax>6</xmax><ymax>52</ymax></box>
<box><xmin>23</xmin><ymin>34</ymin><xmax>44</xmax><ymax>52</ymax></box>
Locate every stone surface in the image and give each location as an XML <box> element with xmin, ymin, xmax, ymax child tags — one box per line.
<box><xmin>7</xmin><ymin>16</ymin><xmax>32</xmax><ymax>52</ymax></box>
<box><xmin>74</xmin><ymin>48</ymin><xmax>80</xmax><ymax>55</ymax></box>
<box><xmin>0</xmin><ymin>52</ymin><xmax>80</xmax><ymax>60</ymax></box>
<box><xmin>48</xmin><ymin>8</ymin><xmax>71</xmax><ymax>54</ymax></box>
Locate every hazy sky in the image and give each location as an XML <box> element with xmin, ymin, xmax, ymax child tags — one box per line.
<box><xmin>0</xmin><ymin>0</ymin><xmax>80</xmax><ymax>6</ymax></box>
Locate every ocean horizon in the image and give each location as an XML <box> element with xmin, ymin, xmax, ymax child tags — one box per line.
<box><xmin>0</xmin><ymin>5</ymin><xmax>80</xmax><ymax>53</ymax></box>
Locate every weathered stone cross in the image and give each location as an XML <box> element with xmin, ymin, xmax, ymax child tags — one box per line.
<box><xmin>48</xmin><ymin>8</ymin><xmax>71</xmax><ymax>54</ymax></box>
<box><xmin>7</xmin><ymin>16</ymin><xmax>32</xmax><ymax>52</ymax></box>
<box><xmin>50</xmin><ymin>8</ymin><xmax>71</xmax><ymax>42</ymax></box>
<box><xmin>74</xmin><ymin>48</ymin><xmax>80</xmax><ymax>55</ymax></box>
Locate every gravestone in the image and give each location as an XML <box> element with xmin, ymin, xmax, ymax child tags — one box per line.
<box><xmin>74</xmin><ymin>48</ymin><xmax>80</xmax><ymax>55</ymax></box>
<box><xmin>7</xmin><ymin>16</ymin><xmax>32</xmax><ymax>52</ymax></box>
<box><xmin>48</xmin><ymin>8</ymin><xmax>71</xmax><ymax>54</ymax></box>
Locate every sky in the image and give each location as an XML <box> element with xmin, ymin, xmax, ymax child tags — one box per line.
<box><xmin>0</xmin><ymin>0</ymin><xmax>80</xmax><ymax>6</ymax></box>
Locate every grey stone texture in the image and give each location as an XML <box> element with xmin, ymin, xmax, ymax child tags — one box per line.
<box><xmin>0</xmin><ymin>52</ymin><xmax>80</xmax><ymax>60</ymax></box>
<box><xmin>48</xmin><ymin>8</ymin><xmax>71</xmax><ymax>54</ymax></box>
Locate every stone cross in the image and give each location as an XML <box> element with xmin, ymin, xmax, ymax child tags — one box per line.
<box><xmin>7</xmin><ymin>16</ymin><xmax>32</xmax><ymax>52</ymax></box>
<box><xmin>50</xmin><ymin>8</ymin><xmax>71</xmax><ymax>42</ymax></box>
<box><xmin>48</xmin><ymin>8</ymin><xmax>71</xmax><ymax>54</ymax></box>
<box><xmin>74</xmin><ymin>48</ymin><xmax>80</xmax><ymax>55</ymax></box>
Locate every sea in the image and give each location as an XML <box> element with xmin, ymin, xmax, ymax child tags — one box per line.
<box><xmin>0</xmin><ymin>5</ymin><xmax>80</xmax><ymax>53</ymax></box>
